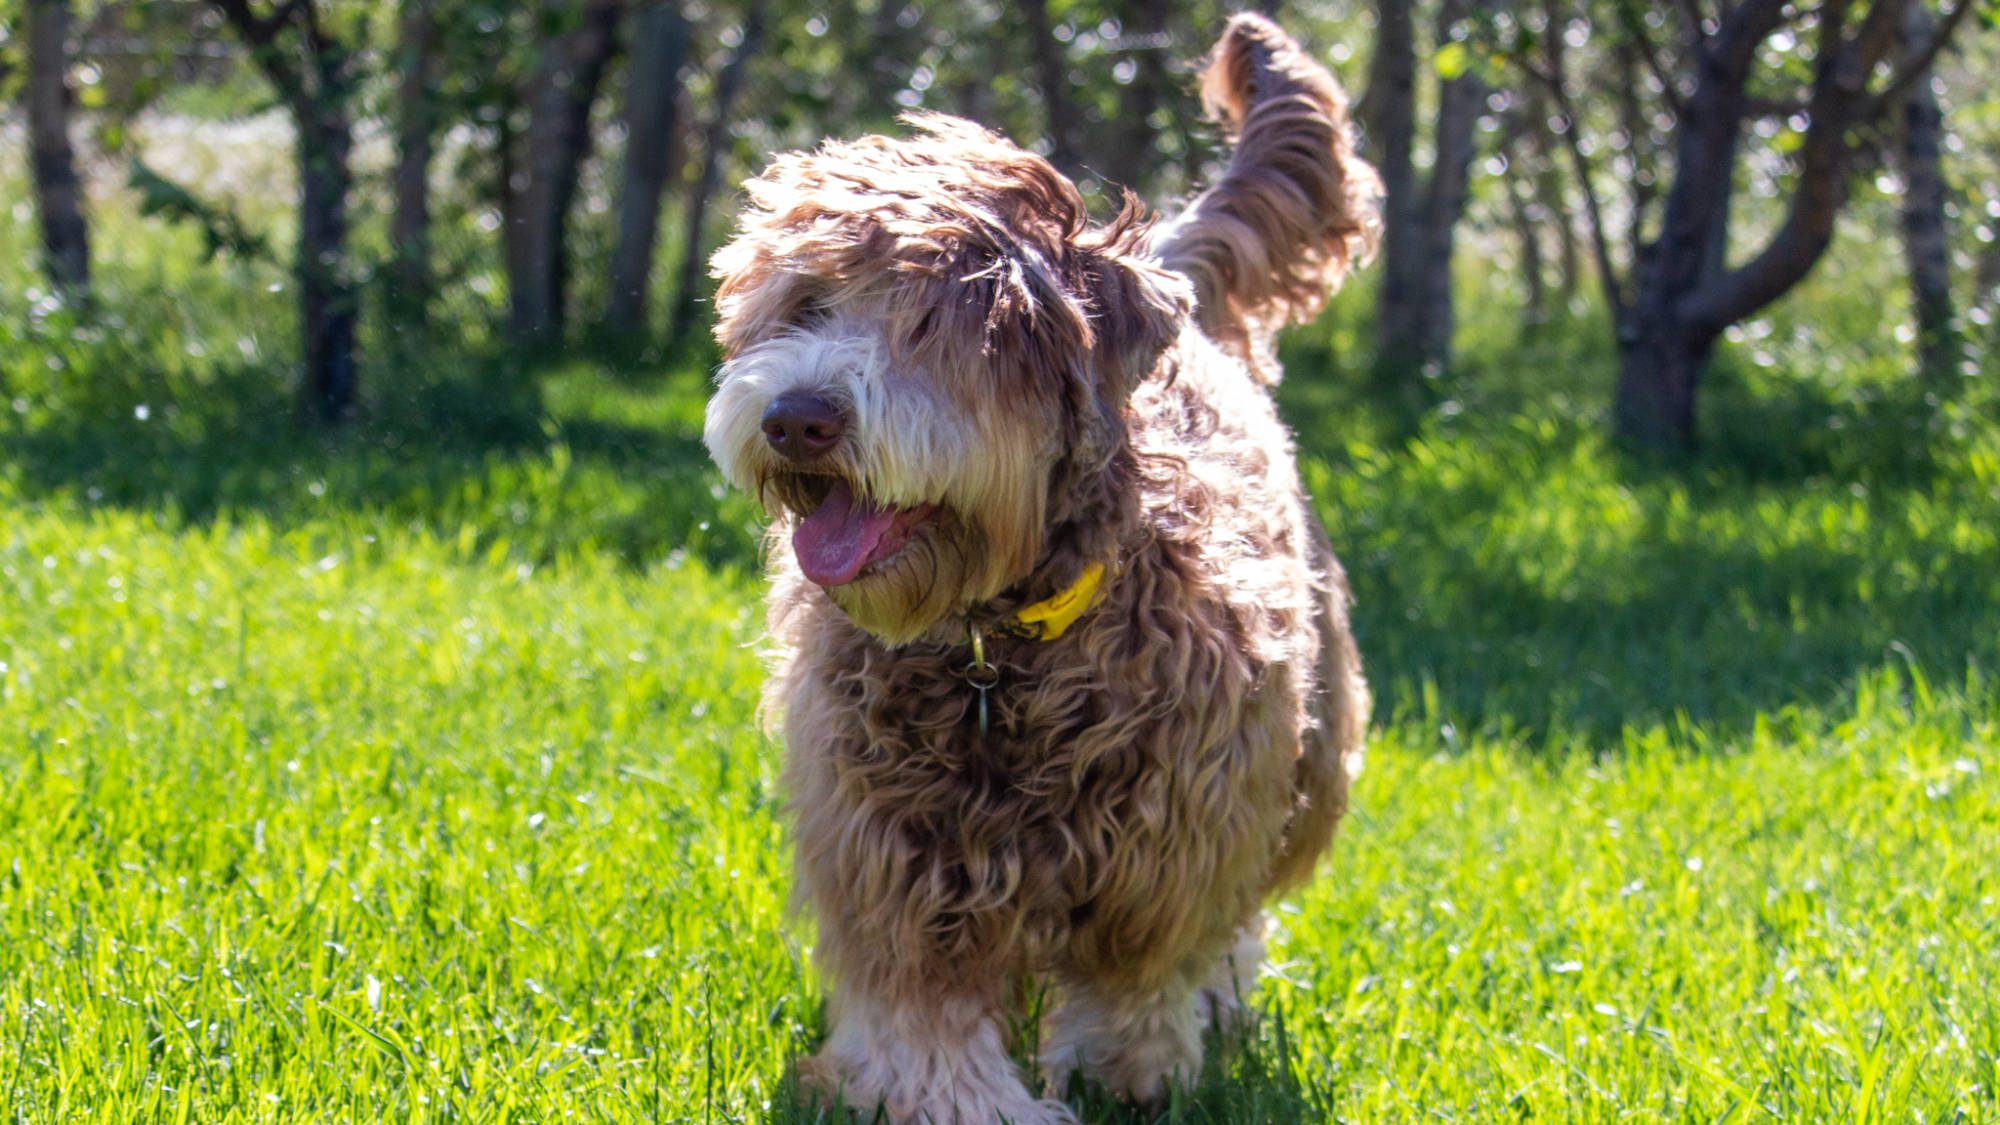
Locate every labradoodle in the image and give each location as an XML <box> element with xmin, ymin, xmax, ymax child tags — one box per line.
<box><xmin>703</xmin><ymin>14</ymin><xmax>1377</xmax><ymax>1122</ymax></box>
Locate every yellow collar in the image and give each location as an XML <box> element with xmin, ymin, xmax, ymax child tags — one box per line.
<box><xmin>961</xmin><ymin>560</ymin><xmax>1113</xmax><ymax>737</ymax></box>
<box><xmin>1007</xmin><ymin>561</ymin><xmax>1109</xmax><ymax>641</ymax></box>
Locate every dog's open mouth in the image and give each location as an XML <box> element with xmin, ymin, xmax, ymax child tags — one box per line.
<box><xmin>787</xmin><ymin>477</ymin><xmax>937</xmax><ymax>587</ymax></box>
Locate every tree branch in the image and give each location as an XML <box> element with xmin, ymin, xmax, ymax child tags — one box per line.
<box><xmin>1529</xmin><ymin>19</ymin><xmax>1629</xmax><ymax>324</ymax></box>
<box><xmin>209</xmin><ymin>0</ymin><xmax>308</xmax><ymax>103</ymax></box>
<box><xmin>1841</xmin><ymin>0</ymin><xmax>1908</xmax><ymax>84</ymax></box>
<box><xmin>1709</xmin><ymin>0</ymin><xmax>1793</xmax><ymax>74</ymax></box>
<box><xmin>210</xmin><ymin>0</ymin><xmax>302</xmax><ymax>48</ymax></box>
<box><xmin>1676</xmin><ymin>0</ymin><xmax>1897</xmax><ymax>333</ymax></box>
<box><xmin>1611</xmin><ymin>34</ymin><xmax>1660</xmax><ymax>276</ymax></box>
<box><xmin>1864</xmin><ymin>0</ymin><xmax>1976</xmax><ymax>118</ymax></box>
<box><xmin>1614</xmin><ymin>0</ymin><xmax>1688</xmax><ymax>113</ymax></box>
<box><xmin>1675</xmin><ymin>0</ymin><xmax>1709</xmax><ymax>47</ymax></box>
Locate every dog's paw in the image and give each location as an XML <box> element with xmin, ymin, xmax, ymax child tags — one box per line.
<box><xmin>798</xmin><ymin>1046</ymin><xmax>1076</xmax><ymax>1124</ymax></box>
<box><xmin>1041</xmin><ymin>991</ymin><xmax>1201</xmax><ymax>1109</ymax></box>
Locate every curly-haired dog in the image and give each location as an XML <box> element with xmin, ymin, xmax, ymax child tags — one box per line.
<box><xmin>703</xmin><ymin>14</ymin><xmax>1377</xmax><ymax>1123</ymax></box>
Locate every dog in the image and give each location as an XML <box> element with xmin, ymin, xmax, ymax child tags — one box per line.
<box><xmin>702</xmin><ymin>14</ymin><xmax>1377</xmax><ymax>1122</ymax></box>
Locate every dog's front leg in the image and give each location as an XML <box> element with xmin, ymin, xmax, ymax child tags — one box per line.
<box><xmin>802</xmin><ymin>982</ymin><xmax>1077</xmax><ymax>1125</ymax></box>
<box><xmin>1038</xmin><ymin>976</ymin><xmax>1205</xmax><ymax>1107</ymax></box>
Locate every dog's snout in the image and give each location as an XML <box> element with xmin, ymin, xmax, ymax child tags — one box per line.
<box><xmin>761</xmin><ymin>393</ymin><xmax>846</xmax><ymax>461</ymax></box>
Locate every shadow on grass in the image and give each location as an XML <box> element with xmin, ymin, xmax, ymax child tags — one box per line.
<box><xmin>6</xmin><ymin>296</ymin><xmax>1996</xmax><ymax>748</ymax></box>
<box><xmin>1289</xmin><ymin>346</ymin><xmax>2000</xmax><ymax>746</ymax></box>
<box><xmin>761</xmin><ymin>1004</ymin><xmax>1333</xmax><ymax>1125</ymax></box>
<box><xmin>1345</xmin><ymin>521</ymin><xmax>2000</xmax><ymax>746</ymax></box>
<box><xmin>1694</xmin><ymin>354</ymin><xmax>1959</xmax><ymax>490</ymax></box>
<box><xmin>0</xmin><ymin>336</ymin><xmax>763</xmax><ymax>574</ymax></box>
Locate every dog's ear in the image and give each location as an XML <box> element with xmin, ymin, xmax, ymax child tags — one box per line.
<box><xmin>1082</xmin><ymin>250</ymin><xmax>1192</xmax><ymax>400</ymax></box>
<box><xmin>1045</xmin><ymin>246</ymin><xmax>1190</xmax><ymax>486</ymax></box>
<box><xmin>1079</xmin><ymin>198</ymin><xmax>1193</xmax><ymax>401</ymax></box>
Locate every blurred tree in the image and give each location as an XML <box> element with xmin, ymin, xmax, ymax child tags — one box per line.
<box><xmin>1535</xmin><ymin>0</ymin><xmax>1980</xmax><ymax>452</ymax></box>
<box><xmin>1022</xmin><ymin>0</ymin><xmax>1085</xmax><ymax>177</ymax></box>
<box><xmin>1981</xmin><ymin>222</ymin><xmax>2000</xmax><ymax>318</ymax></box>
<box><xmin>507</xmin><ymin>0</ymin><xmax>625</xmax><ymax>343</ymax></box>
<box><xmin>1525</xmin><ymin>80</ymin><xmax>1580</xmax><ymax>310</ymax></box>
<box><xmin>865</xmin><ymin>0</ymin><xmax>917</xmax><ymax>111</ymax></box>
<box><xmin>1491</xmin><ymin>79</ymin><xmax>1580</xmax><ymax>337</ymax></box>
<box><xmin>1101</xmin><ymin>0</ymin><xmax>1175</xmax><ymax>189</ymax></box>
<box><xmin>605</xmin><ymin>1</ymin><xmax>691</xmax><ymax>335</ymax></box>
<box><xmin>389</xmin><ymin>0</ymin><xmax>437</xmax><ymax>319</ymax></box>
<box><xmin>1497</xmin><ymin>110</ymin><xmax>1549</xmax><ymax>332</ymax></box>
<box><xmin>1894</xmin><ymin>2</ymin><xmax>1960</xmax><ymax>383</ymax></box>
<box><xmin>127</xmin><ymin>158</ymin><xmax>271</xmax><ymax>262</ymax></box>
<box><xmin>1367</xmin><ymin>0</ymin><xmax>1417</xmax><ymax>356</ymax></box>
<box><xmin>26</xmin><ymin>0</ymin><xmax>91</xmax><ymax>299</ymax></box>
<box><xmin>1368</xmin><ymin>0</ymin><xmax>1490</xmax><ymax>380</ymax></box>
<box><xmin>668</xmin><ymin>0</ymin><xmax>768</xmax><ymax>344</ymax></box>
<box><xmin>29</xmin><ymin>0</ymin><xmax>1994</xmax><ymax>445</ymax></box>
<box><xmin>1495</xmin><ymin>80</ymin><xmax>1590</xmax><ymax>337</ymax></box>
<box><xmin>211</xmin><ymin>0</ymin><xmax>361</xmax><ymax>425</ymax></box>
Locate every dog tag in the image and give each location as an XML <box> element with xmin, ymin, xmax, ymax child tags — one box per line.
<box><xmin>963</xmin><ymin>626</ymin><xmax>1001</xmax><ymax>739</ymax></box>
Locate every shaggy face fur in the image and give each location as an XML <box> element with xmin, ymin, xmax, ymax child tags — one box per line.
<box><xmin>703</xmin><ymin>14</ymin><xmax>1377</xmax><ymax>1123</ymax></box>
<box><xmin>704</xmin><ymin>119</ymin><xmax>1190</xmax><ymax>645</ymax></box>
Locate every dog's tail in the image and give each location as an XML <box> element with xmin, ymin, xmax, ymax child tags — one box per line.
<box><xmin>1156</xmin><ymin>14</ymin><xmax>1380</xmax><ymax>383</ymax></box>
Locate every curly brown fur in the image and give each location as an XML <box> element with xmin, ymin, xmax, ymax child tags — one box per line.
<box><xmin>703</xmin><ymin>17</ymin><xmax>1374</xmax><ymax>1124</ymax></box>
<box><xmin>1157</xmin><ymin>12</ymin><xmax>1383</xmax><ymax>384</ymax></box>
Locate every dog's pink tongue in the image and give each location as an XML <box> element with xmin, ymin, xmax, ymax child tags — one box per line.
<box><xmin>793</xmin><ymin>480</ymin><xmax>900</xmax><ymax>587</ymax></box>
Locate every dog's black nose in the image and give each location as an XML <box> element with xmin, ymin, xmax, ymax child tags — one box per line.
<box><xmin>762</xmin><ymin>393</ymin><xmax>846</xmax><ymax>461</ymax></box>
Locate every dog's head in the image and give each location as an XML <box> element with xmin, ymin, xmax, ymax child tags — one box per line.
<box><xmin>704</xmin><ymin>114</ymin><xmax>1192</xmax><ymax>645</ymax></box>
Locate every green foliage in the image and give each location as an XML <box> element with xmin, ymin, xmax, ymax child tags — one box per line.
<box><xmin>1433</xmin><ymin>39</ymin><xmax>1471</xmax><ymax>80</ymax></box>
<box><xmin>126</xmin><ymin>158</ymin><xmax>274</xmax><ymax>263</ymax></box>
<box><xmin>8</xmin><ymin>0</ymin><xmax>2000</xmax><ymax>1113</ymax></box>
<box><xmin>4</xmin><ymin>159</ymin><xmax>2000</xmax><ymax>1121</ymax></box>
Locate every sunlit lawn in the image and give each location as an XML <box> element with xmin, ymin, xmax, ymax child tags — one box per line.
<box><xmin>2</xmin><ymin>193</ymin><xmax>1998</xmax><ymax>1121</ymax></box>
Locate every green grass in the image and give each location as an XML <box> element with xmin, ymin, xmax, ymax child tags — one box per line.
<box><xmin>3</xmin><ymin>192</ymin><xmax>1999</xmax><ymax>1121</ymax></box>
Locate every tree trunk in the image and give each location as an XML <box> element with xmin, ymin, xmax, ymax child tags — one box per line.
<box><xmin>1613</xmin><ymin>20</ymin><xmax>1758</xmax><ymax>451</ymax></box>
<box><xmin>1611</xmin><ymin>36</ymin><xmax>1662</xmax><ymax>287</ymax></box>
<box><xmin>1615</xmin><ymin>322</ymin><xmax>1712</xmax><ymax>452</ymax></box>
<box><xmin>1978</xmin><ymin>214</ymin><xmax>2000</xmax><ymax>318</ymax></box>
<box><xmin>506</xmin><ymin>0</ymin><xmax>624</xmax><ymax>344</ymax></box>
<box><xmin>390</xmin><ymin>0</ymin><xmax>436</xmax><ymax>315</ymax></box>
<box><xmin>1366</xmin><ymin>0</ymin><xmax>1420</xmax><ymax>376</ymax></box>
<box><xmin>1416</xmin><ymin>2</ymin><xmax>1484</xmax><ymax>370</ymax></box>
<box><xmin>1501</xmin><ymin>119</ymin><xmax>1548</xmax><ymax>336</ymax></box>
<box><xmin>606</xmin><ymin>2</ymin><xmax>691</xmax><ymax>335</ymax></box>
<box><xmin>26</xmin><ymin>0</ymin><xmax>90</xmax><ymax>299</ymax></box>
<box><xmin>668</xmin><ymin>0</ymin><xmax>769</xmax><ymax>343</ymax></box>
<box><xmin>1612</xmin><ymin>0</ymin><xmax>1927</xmax><ymax>451</ymax></box>
<box><xmin>1101</xmin><ymin>0</ymin><xmax>1171</xmax><ymax>191</ymax></box>
<box><xmin>495</xmin><ymin>112</ymin><xmax>517</xmax><ymax>255</ymax></box>
<box><xmin>1896</xmin><ymin>2</ymin><xmax>1956</xmax><ymax>383</ymax></box>
<box><xmin>295</xmin><ymin>57</ymin><xmax>360</xmax><ymax>424</ymax></box>
<box><xmin>1021</xmin><ymin>0</ymin><xmax>1082</xmax><ymax>178</ymax></box>
<box><xmin>212</xmin><ymin>0</ymin><xmax>362</xmax><ymax>422</ymax></box>
<box><xmin>1373</xmin><ymin>0</ymin><xmax>1482</xmax><ymax>377</ymax></box>
<box><xmin>1510</xmin><ymin>82</ymin><xmax>1578</xmax><ymax>305</ymax></box>
<box><xmin>866</xmin><ymin>0</ymin><xmax>909</xmax><ymax>111</ymax></box>
<box><xmin>1526</xmin><ymin>85</ymin><xmax>1580</xmax><ymax>305</ymax></box>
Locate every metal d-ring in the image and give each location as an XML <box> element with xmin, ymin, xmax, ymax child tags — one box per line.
<box><xmin>963</xmin><ymin>625</ymin><xmax>1001</xmax><ymax>738</ymax></box>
